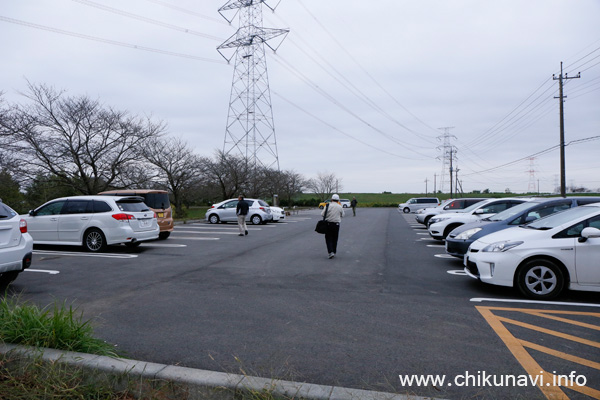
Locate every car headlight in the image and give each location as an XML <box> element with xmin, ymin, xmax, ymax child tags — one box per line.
<box><xmin>454</xmin><ymin>227</ymin><xmax>482</xmax><ymax>240</ymax></box>
<box><xmin>430</xmin><ymin>216</ymin><xmax>451</xmax><ymax>224</ymax></box>
<box><xmin>482</xmin><ymin>241</ymin><xmax>523</xmax><ymax>252</ymax></box>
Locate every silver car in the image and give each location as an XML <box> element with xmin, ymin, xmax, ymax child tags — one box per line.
<box><xmin>206</xmin><ymin>198</ymin><xmax>273</xmax><ymax>225</ymax></box>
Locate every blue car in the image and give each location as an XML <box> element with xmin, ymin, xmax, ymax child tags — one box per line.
<box><xmin>445</xmin><ymin>196</ymin><xmax>600</xmax><ymax>258</ymax></box>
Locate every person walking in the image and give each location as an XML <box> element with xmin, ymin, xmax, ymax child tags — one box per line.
<box><xmin>322</xmin><ymin>194</ymin><xmax>344</xmax><ymax>258</ymax></box>
<box><xmin>236</xmin><ymin>195</ymin><xmax>249</xmax><ymax>236</ymax></box>
<box><xmin>350</xmin><ymin>196</ymin><xmax>358</xmax><ymax>216</ymax></box>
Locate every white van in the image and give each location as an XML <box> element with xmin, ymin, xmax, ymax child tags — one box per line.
<box><xmin>398</xmin><ymin>197</ymin><xmax>440</xmax><ymax>213</ymax></box>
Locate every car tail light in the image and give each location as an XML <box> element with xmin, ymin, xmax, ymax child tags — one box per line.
<box><xmin>112</xmin><ymin>213</ymin><xmax>136</xmax><ymax>221</ymax></box>
<box><xmin>259</xmin><ymin>207</ymin><xmax>265</xmax><ymax>211</ymax></box>
<box><xmin>19</xmin><ymin>219</ymin><xmax>27</xmax><ymax>233</ymax></box>
<box><xmin>154</xmin><ymin>212</ymin><xmax>157</xmax><ymax>219</ymax></box>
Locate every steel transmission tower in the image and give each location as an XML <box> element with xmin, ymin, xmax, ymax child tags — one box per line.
<box><xmin>217</xmin><ymin>0</ymin><xmax>289</xmax><ymax>171</ymax></box>
<box><xmin>436</xmin><ymin>127</ymin><xmax>456</xmax><ymax>195</ymax></box>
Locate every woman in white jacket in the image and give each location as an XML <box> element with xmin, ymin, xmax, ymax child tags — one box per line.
<box><xmin>321</xmin><ymin>194</ymin><xmax>344</xmax><ymax>258</ymax></box>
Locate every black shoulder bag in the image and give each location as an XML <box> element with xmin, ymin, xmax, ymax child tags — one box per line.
<box><xmin>315</xmin><ymin>203</ymin><xmax>329</xmax><ymax>234</ymax></box>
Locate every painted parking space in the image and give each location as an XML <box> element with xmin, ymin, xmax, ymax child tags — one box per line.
<box><xmin>477</xmin><ymin>305</ymin><xmax>600</xmax><ymax>399</ymax></box>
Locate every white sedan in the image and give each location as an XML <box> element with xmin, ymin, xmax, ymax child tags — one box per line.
<box><xmin>464</xmin><ymin>203</ymin><xmax>600</xmax><ymax>300</ymax></box>
<box><xmin>428</xmin><ymin>197</ymin><xmax>530</xmax><ymax>240</ymax></box>
<box><xmin>270</xmin><ymin>206</ymin><xmax>286</xmax><ymax>222</ymax></box>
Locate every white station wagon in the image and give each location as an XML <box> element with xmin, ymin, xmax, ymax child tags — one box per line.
<box><xmin>23</xmin><ymin>195</ymin><xmax>159</xmax><ymax>252</ymax></box>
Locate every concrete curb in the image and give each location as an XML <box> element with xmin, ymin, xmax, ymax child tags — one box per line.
<box><xmin>0</xmin><ymin>343</ymin><xmax>444</xmax><ymax>400</ymax></box>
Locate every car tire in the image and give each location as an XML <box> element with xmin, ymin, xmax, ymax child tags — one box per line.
<box><xmin>424</xmin><ymin>216</ymin><xmax>432</xmax><ymax>226</ymax></box>
<box><xmin>517</xmin><ymin>259</ymin><xmax>565</xmax><ymax>300</ymax></box>
<box><xmin>319</xmin><ymin>205</ymin><xmax>324</xmax><ymax>209</ymax></box>
<box><xmin>159</xmin><ymin>231</ymin><xmax>171</xmax><ymax>240</ymax></box>
<box><xmin>403</xmin><ymin>207</ymin><xmax>410</xmax><ymax>213</ymax></box>
<box><xmin>251</xmin><ymin>214</ymin><xmax>262</xmax><ymax>225</ymax></box>
<box><xmin>0</xmin><ymin>271</ymin><xmax>19</xmax><ymax>291</ymax></box>
<box><xmin>83</xmin><ymin>228</ymin><xmax>107</xmax><ymax>252</ymax></box>
<box><xmin>443</xmin><ymin>224</ymin><xmax>462</xmax><ymax>240</ymax></box>
<box><xmin>208</xmin><ymin>214</ymin><xmax>220</xmax><ymax>224</ymax></box>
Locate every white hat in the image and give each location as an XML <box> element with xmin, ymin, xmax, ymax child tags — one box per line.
<box><xmin>332</xmin><ymin>194</ymin><xmax>340</xmax><ymax>201</ymax></box>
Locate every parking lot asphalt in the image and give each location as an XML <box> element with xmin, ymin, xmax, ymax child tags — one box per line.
<box><xmin>7</xmin><ymin>208</ymin><xmax>600</xmax><ymax>400</ymax></box>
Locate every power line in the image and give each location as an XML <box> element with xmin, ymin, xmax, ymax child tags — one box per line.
<box><xmin>72</xmin><ymin>0</ymin><xmax>225</xmax><ymax>41</ymax></box>
<box><xmin>0</xmin><ymin>15</ymin><xmax>227</xmax><ymax>64</ymax></box>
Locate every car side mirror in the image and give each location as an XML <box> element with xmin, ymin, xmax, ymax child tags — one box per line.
<box><xmin>474</xmin><ymin>209</ymin><xmax>484</xmax><ymax>215</ymax></box>
<box><xmin>579</xmin><ymin>227</ymin><xmax>600</xmax><ymax>243</ymax></box>
<box><xmin>524</xmin><ymin>216</ymin><xmax>537</xmax><ymax>223</ymax></box>
<box><xmin>29</xmin><ymin>210</ymin><xmax>35</xmax><ymax>216</ymax></box>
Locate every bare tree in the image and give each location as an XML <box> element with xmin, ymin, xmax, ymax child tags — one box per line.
<box><xmin>201</xmin><ymin>151</ymin><xmax>251</xmax><ymax>200</ymax></box>
<box><xmin>0</xmin><ymin>82</ymin><xmax>164</xmax><ymax>194</ymax></box>
<box><xmin>142</xmin><ymin>137</ymin><xmax>202</xmax><ymax>217</ymax></box>
<box><xmin>306</xmin><ymin>172</ymin><xmax>343</xmax><ymax>201</ymax></box>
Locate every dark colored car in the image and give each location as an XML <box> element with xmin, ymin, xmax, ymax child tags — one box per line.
<box><xmin>445</xmin><ymin>196</ymin><xmax>600</xmax><ymax>258</ymax></box>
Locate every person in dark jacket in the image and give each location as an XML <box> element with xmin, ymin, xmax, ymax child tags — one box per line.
<box><xmin>350</xmin><ymin>197</ymin><xmax>358</xmax><ymax>216</ymax></box>
<box><xmin>236</xmin><ymin>195</ymin><xmax>249</xmax><ymax>236</ymax></box>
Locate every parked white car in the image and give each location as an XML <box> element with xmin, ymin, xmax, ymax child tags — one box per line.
<box><xmin>0</xmin><ymin>200</ymin><xmax>33</xmax><ymax>289</ymax></box>
<box><xmin>398</xmin><ymin>197</ymin><xmax>440</xmax><ymax>213</ymax></box>
<box><xmin>415</xmin><ymin>198</ymin><xmax>487</xmax><ymax>226</ymax></box>
<box><xmin>270</xmin><ymin>206</ymin><xmax>286</xmax><ymax>222</ymax></box>
<box><xmin>428</xmin><ymin>197</ymin><xmax>531</xmax><ymax>240</ymax></box>
<box><xmin>464</xmin><ymin>203</ymin><xmax>600</xmax><ymax>300</ymax></box>
<box><xmin>23</xmin><ymin>195</ymin><xmax>159</xmax><ymax>252</ymax></box>
<box><xmin>206</xmin><ymin>198</ymin><xmax>273</xmax><ymax>225</ymax></box>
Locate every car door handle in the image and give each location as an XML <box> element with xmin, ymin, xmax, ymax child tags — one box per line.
<box><xmin>50</xmin><ymin>217</ymin><xmax>58</xmax><ymax>221</ymax></box>
<box><xmin>80</xmin><ymin>217</ymin><xmax>89</xmax><ymax>220</ymax></box>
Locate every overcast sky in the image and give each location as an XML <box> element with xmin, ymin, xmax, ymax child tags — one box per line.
<box><xmin>2</xmin><ymin>0</ymin><xmax>599</xmax><ymax>194</ymax></box>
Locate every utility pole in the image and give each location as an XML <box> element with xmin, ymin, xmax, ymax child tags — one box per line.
<box><xmin>436</xmin><ymin>127</ymin><xmax>456</xmax><ymax>194</ymax></box>
<box><xmin>424</xmin><ymin>178</ymin><xmax>429</xmax><ymax>195</ymax></box>
<box><xmin>433</xmin><ymin>174</ymin><xmax>437</xmax><ymax>194</ymax></box>
<box><xmin>553</xmin><ymin>62</ymin><xmax>580</xmax><ymax>197</ymax></box>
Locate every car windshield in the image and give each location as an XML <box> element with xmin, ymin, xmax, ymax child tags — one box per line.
<box><xmin>525</xmin><ymin>206</ymin><xmax>599</xmax><ymax>230</ymax></box>
<box><xmin>461</xmin><ymin>200</ymin><xmax>492</xmax><ymax>214</ymax></box>
<box><xmin>487</xmin><ymin>201</ymin><xmax>543</xmax><ymax>222</ymax></box>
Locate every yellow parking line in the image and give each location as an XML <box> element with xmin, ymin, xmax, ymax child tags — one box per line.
<box><xmin>496</xmin><ymin>316</ymin><xmax>600</xmax><ymax>349</ymax></box>
<box><xmin>518</xmin><ymin>339</ymin><xmax>600</xmax><ymax>370</ymax></box>
<box><xmin>522</xmin><ymin>310</ymin><xmax>600</xmax><ymax>331</ymax></box>
<box><xmin>476</xmin><ymin>306</ymin><xmax>568</xmax><ymax>399</ymax></box>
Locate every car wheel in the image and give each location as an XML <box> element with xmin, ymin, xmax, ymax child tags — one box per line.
<box><xmin>83</xmin><ymin>228</ymin><xmax>107</xmax><ymax>252</ymax></box>
<box><xmin>403</xmin><ymin>207</ymin><xmax>410</xmax><ymax>213</ymax></box>
<box><xmin>159</xmin><ymin>231</ymin><xmax>171</xmax><ymax>240</ymax></box>
<box><xmin>517</xmin><ymin>259</ymin><xmax>565</xmax><ymax>300</ymax></box>
<box><xmin>443</xmin><ymin>224</ymin><xmax>462</xmax><ymax>239</ymax></box>
<box><xmin>319</xmin><ymin>205</ymin><xmax>324</xmax><ymax>209</ymax></box>
<box><xmin>251</xmin><ymin>214</ymin><xmax>262</xmax><ymax>225</ymax></box>
<box><xmin>208</xmin><ymin>214</ymin><xmax>220</xmax><ymax>224</ymax></box>
<box><xmin>424</xmin><ymin>216</ymin><xmax>432</xmax><ymax>226</ymax></box>
<box><xmin>0</xmin><ymin>271</ymin><xmax>19</xmax><ymax>291</ymax></box>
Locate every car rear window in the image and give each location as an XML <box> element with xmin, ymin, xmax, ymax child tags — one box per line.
<box><xmin>258</xmin><ymin>200</ymin><xmax>269</xmax><ymax>207</ymax></box>
<box><xmin>116</xmin><ymin>200</ymin><xmax>150</xmax><ymax>212</ymax></box>
<box><xmin>0</xmin><ymin>203</ymin><xmax>17</xmax><ymax>219</ymax></box>
<box><xmin>143</xmin><ymin>193</ymin><xmax>170</xmax><ymax>209</ymax></box>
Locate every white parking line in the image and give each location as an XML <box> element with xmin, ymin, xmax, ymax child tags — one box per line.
<box><xmin>434</xmin><ymin>254</ymin><xmax>455</xmax><ymax>259</ymax></box>
<box><xmin>25</xmin><ymin>269</ymin><xmax>60</xmax><ymax>275</ymax></box>
<box><xmin>33</xmin><ymin>250</ymin><xmax>138</xmax><ymax>258</ymax></box>
<box><xmin>470</xmin><ymin>297</ymin><xmax>600</xmax><ymax>308</ymax></box>
<box><xmin>174</xmin><ymin>230</ymin><xmax>240</xmax><ymax>235</ymax></box>
<box><xmin>172</xmin><ymin>237</ymin><xmax>220</xmax><ymax>241</ymax></box>
<box><xmin>416</xmin><ymin>232</ymin><xmax>429</xmax><ymax>235</ymax></box>
<box><xmin>179</xmin><ymin>226</ymin><xmax>262</xmax><ymax>231</ymax></box>
<box><xmin>447</xmin><ymin>270</ymin><xmax>468</xmax><ymax>276</ymax></box>
<box><xmin>143</xmin><ymin>243</ymin><xmax>187</xmax><ymax>248</ymax></box>
<box><xmin>426</xmin><ymin>244</ymin><xmax>445</xmax><ymax>248</ymax></box>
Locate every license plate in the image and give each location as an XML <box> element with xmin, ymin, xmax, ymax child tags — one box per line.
<box><xmin>157</xmin><ymin>212</ymin><xmax>164</xmax><ymax>218</ymax></box>
<box><xmin>140</xmin><ymin>219</ymin><xmax>151</xmax><ymax>228</ymax></box>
